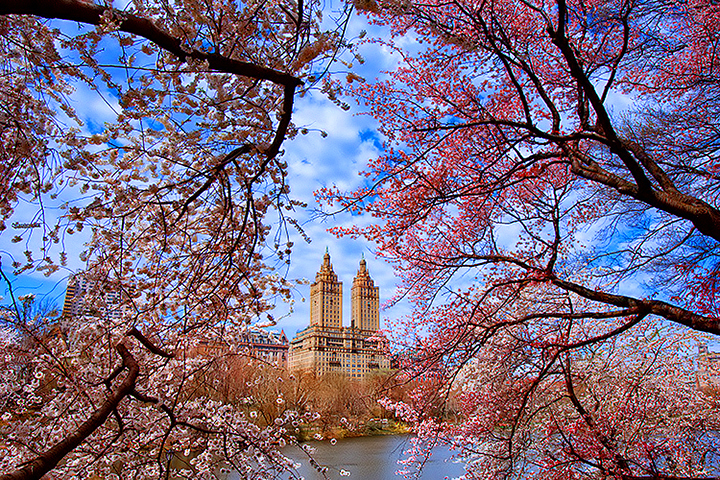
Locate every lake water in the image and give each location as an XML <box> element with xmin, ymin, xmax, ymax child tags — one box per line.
<box><xmin>281</xmin><ymin>435</ymin><xmax>466</xmax><ymax>480</ymax></box>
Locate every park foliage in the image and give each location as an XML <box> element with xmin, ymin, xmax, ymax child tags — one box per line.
<box><xmin>2</xmin><ymin>0</ymin><xmax>720</xmax><ymax>478</ymax></box>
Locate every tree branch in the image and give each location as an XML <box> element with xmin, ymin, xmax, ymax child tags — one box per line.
<box><xmin>1</xmin><ymin>343</ymin><xmax>140</xmax><ymax>480</ymax></box>
<box><xmin>0</xmin><ymin>0</ymin><xmax>301</xmax><ymax>88</ymax></box>
<box><xmin>126</xmin><ymin>326</ymin><xmax>174</xmax><ymax>358</ymax></box>
<box><xmin>562</xmin><ymin>354</ymin><xmax>631</xmax><ymax>476</ymax></box>
<box><xmin>551</xmin><ymin>276</ymin><xmax>720</xmax><ymax>335</ymax></box>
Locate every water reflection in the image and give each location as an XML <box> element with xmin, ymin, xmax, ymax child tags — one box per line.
<box><xmin>281</xmin><ymin>435</ymin><xmax>465</xmax><ymax>480</ymax></box>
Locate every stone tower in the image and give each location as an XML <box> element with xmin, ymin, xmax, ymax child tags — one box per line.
<box><xmin>289</xmin><ymin>251</ymin><xmax>390</xmax><ymax>378</ymax></box>
<box><xmin>309</xmin><ymin>249</ymin><xmax>343</xmax><ymax>328</ymax></box>
<box><xmin>351</xmin><ymin>255</ymin><xmax>380</xmax><ymax>331</ymax></box>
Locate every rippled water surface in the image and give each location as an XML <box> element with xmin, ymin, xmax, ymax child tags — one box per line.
<box><xmin>281</xmin><ymin>434</ymin><xmax>465</xmax><ymax>480</ymax></box>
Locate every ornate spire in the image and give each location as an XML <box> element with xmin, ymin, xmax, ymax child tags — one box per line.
<box><xmin>310</xmin><ymin>250</ymin><xmax>342</xmax><ymax>328</ymax></box>
<box><xmin>357</xmin><ymin>255</ymin><xmax>369</xmax><ymax>277</ymax></box>
<box><xmin>316</xmin><ymin>249</ymin><xmax>337</xmax><ymax>282</ymax></box>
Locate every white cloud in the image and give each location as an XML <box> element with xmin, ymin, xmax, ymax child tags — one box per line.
<box><xmin>1</xmin><ymin>11</ymin><xmax>410</xmax><ymax>338</ymax></box>
<box><xmin>274</xmin><ymin>85</ymin><xmax>405</xmax><ymax>334</ymax></box>
<box><xmin>249</xmin><ymin>13</ymin><xmax>413</xmax><ymax>336</ymax></box>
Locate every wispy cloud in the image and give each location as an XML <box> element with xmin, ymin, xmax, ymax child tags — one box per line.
<box><xmin>0</xmin><ymin>13</ymin><xmax>410</xmax><ymax>335</ymax></box>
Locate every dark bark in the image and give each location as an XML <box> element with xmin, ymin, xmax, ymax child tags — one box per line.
<box><xmin>1</xmin><ymin>344</ymin><xmax>139</xmax><ymax>480</ymax></box>
<box><xmin>549</xmin><ymin>0</ymin><xmax>720</xmax><ymax>243</ymax></box>
<box><xmin>0</xmin><ymin>0</ymin><xmax>301</xmax><ymax>88</ymax></box>
<box><xmin>552</xmin><ymin>276</ymin><xmax>720</xmax><ymax>335</ymax></box>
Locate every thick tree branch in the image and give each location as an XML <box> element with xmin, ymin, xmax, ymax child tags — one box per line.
<box><xmin>126</xmin><ymin>326</ymin><xmax>174</xmax><ymax>358</ymax></box>
<box><xmin>1</xmin><ymin>344</ymin><xmax>139</xmax><ymax>480</ymax></box>
<box><xmin>551</xmin><ymin>276</ymin><xmax>720</xmax><ymax>335</ymax></box>
<box><xmin>0</xmin><ymin>0</ymin><xmax>302</xmax><ymax>88</ymax></box>
<box><xmin>548</xmin><ymin>0</ymin><xmax>652</xmax><ymax>192</ymax></box>
<box><xmin>548</xmin><ymin>0</ymin><xmax>720</xmax><ymax>242</ymax></box>
<box><xmin>566</xmin><ymin>146</ymin><xmax>720</xmax><ymax>242</ymax></box>
<box><xmin>0</xmin><ymin>0</ymin><xmax>301</xmax><ymax>191</ymax></box>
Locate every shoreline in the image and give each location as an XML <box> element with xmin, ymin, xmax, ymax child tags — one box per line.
<box><xmin>296</xmin><ymin>418</ymin><xmax>410</xmax><ymax>442</ymax></box>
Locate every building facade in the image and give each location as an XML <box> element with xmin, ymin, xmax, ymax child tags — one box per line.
<box><xmin>62</xmin><ymin>273</ymin><xmax>130</xmax><ymax>321</ymax></box>
<box><xmin>289</xmin><ymin>252</ymin><xmax>390</xmax><ymax>379</ymax></box>
<box><xmin>238</xmin><ymin>328</ymin><xmax>289</xmax><ymax>368</ymax></box>
<box><xmin>697</xmin><ymin>343</ymin><xmax>720</xmax><ymax>393</ymax></box>
<box><xmin>195</xmin><ymin>328</ymin><xmax>289</xmax><ymax>368</ymax></box>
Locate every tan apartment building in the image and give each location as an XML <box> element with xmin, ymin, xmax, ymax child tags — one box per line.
<box><xmin>697</xmin><ymin>343</ymin><xmax>720</xmax><ymax>393</ymax></box>
<box><xmin>289</xmin><ymin>251</ymin><xmax>389</xmax><ymax>379</ymax></box>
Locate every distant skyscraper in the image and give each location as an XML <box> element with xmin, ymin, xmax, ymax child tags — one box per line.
<box><xmin>289</xmin><ymin>252</ymin><xmax>389</xmax><ymax>379</ymax></box>
<box><xmin>351</xmin><ymin>256</ymin><xmax>379</xmax><ymax>331</ymax></box>
<box><xmin>310</xmin><ymin>250</ymin><xmax>343</xmax><ymax>328</ymax></box>
<box><xmin>62</xmin><ymin>273</ymin><xmax>128</xmax><ymax>321</ymax></box>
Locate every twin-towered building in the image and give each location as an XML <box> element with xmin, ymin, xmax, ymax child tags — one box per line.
<box><xmin>288</xmin><ymin>251</ymin><xmax>390</xmax><ymax>378</ymax></box>
<box><xmin>62</xmin><ymin>253</ymin><xmax>389</xmax><ymax>378</ymax></box>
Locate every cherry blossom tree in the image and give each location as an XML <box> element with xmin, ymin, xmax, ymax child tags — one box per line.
<box><xmin>323</xmin><ymin>0</ymin><xmax>720</xmax><ymax>477</ymax></box>
<box><xmin>0</xmin><ymin>0</ymin><xmax>348</xmax><ymax>477</ymax></box>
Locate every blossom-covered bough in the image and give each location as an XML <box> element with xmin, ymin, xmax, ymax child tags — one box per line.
<box><xmin>0</xmin><ymin>0</ymin><xmax>347</xmax><ymax>477</ymax></box>
<box><xmin>324</xmin><ymin>0</ymin><xmax>720</xmax><ymax>478</ymax></box>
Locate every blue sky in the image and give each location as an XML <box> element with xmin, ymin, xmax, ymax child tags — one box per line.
<box><xmin>3</xmin><ymin>5</ymin><xmax>714</xmax><ymax>352</ymax></box>
<box><xmin>0</xmin><ymin>8</ymin><xmax>409</xmax><ymax>337</ymax></box>
<box><xmin>231</xmin><ymin>11</ymin><xmax>411</xmax><ymax>335</ymax></box>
